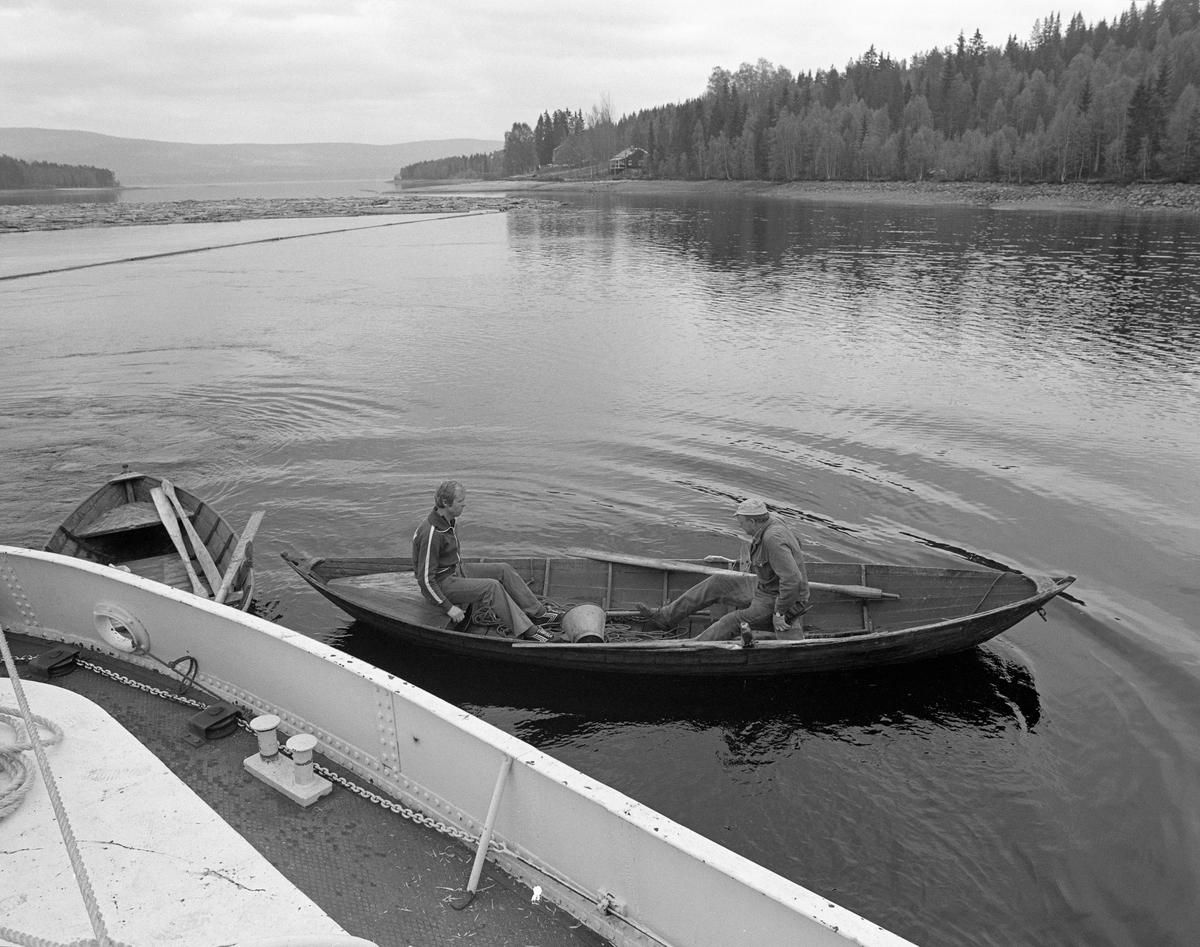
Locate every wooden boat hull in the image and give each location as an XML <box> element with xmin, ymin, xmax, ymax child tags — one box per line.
<box><xmin>46</xmin><ymin>471</ymin><xmax>254</xmax><ymax>609</ymax></box>
<box><xmin>282</xmin><ymin>552</ymin><xmax>1075</xmax><ymax>676</ymax></box>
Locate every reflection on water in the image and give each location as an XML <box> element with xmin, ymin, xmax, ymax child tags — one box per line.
<box><xmin>2</xmin><ymin>192</ymin><xmax>1200</xmax><ymax>947</ymax></box>
<box><xmin>0</xmin><ymin>187</ymin><xmax>120</xmax><ymax>205</ymax></box>
<box><xmin>514</xmin><ymin>194</ymin><xmax>1200</xmax><ymax>386</ymax></box>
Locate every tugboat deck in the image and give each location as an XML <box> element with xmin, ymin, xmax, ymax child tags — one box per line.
<box><xmin>2</xmin><ymin>634</ymin><xmax>606</xmax><ymax>947</ymax></box>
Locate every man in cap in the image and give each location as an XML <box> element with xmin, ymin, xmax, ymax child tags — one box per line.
<box><xmin>413</xmin><ymin>480</ymin><xmax>561</xmax><ymax>639</ymax></box>
<box><xmin>636</xmin><ymin>498</ymin><xmax>809</xmax><ymax>642</ymax></box>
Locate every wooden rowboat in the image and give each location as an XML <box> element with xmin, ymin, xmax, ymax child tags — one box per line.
<box><xmin>46</xmin><ymin>470</ymin><xmax>259</xmax><ymax>610</ymax></box>
<box><xmin>281</xmin><ymin>549</ymin><xmax>1075</xmax><ymax>676</ymax></box>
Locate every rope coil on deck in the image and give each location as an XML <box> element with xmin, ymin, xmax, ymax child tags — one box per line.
<box><xmin>0</xmin><ymin>706</ymin><xmax>63</xmax><ymax>818</ymax></box>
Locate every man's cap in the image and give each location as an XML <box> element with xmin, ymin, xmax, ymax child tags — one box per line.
<box><xmin>735</xmin><ymin>498</ymin><xmax>769</xmax><ymax>516</ymax></box>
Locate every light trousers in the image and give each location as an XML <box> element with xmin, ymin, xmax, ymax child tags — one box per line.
<box><xmin>437</xmin><ymin>562</ymin><xmax>542</xmax><ymax>636</ymax></box>
<box><xmin>659</xmin><ymin>573</ymin><xmax>775</xmax><ymax>641</ymax></box>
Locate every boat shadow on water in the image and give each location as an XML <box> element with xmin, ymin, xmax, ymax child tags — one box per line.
<box><xmin>334</xmin><ymin>620</ymin><xmax>1041</xmax><ymax>742</ymax></box>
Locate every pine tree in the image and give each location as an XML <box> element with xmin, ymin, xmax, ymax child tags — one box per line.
<box><xmin>1125</xmin><ymin>80</ymin><xmax>1156</xmax><ymax>177</ymax></box>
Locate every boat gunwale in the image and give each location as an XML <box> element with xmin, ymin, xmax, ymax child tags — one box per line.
<box><xmin>284</xmin><ymin>550</ymin><xmax>1075</xmax><ymax>658</ymax></box>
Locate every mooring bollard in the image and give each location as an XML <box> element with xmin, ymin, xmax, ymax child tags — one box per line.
<box><xmin>244</xmin><ymin>726</ymin><xmax>330</xmax><ymax>806</ymax></box>
<box><xmin>286</xmin><ymin>733</ymin><xmax>318</xmax><ymax>786</ymax></box>
<box><xmin>250</xmin><ymin>714</ymin><xmax>281</xmax><ymax>760</ymax></box>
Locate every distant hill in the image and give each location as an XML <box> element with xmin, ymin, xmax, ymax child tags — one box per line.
<box><xmin>0</xmin><ymin>128</ymin><xmax>503</xmax><ymax>186</ymax></box>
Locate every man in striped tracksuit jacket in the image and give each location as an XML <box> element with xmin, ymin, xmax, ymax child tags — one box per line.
<box><xmin>412</xmin><ymin>480</ymin><xmax>559</xmax><ymax>638</ymax></box>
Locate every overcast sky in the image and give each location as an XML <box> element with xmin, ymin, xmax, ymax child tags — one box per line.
<box><xmin>1</xmin><ymin>1</ymin><xmax>1123</xmax><ymax>145</ymax></box>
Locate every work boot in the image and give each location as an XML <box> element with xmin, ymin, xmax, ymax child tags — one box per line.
<box><xmin>635</xmin><ymin>602</ymin><xmax>671</xmax><ymax>630</ymax></box>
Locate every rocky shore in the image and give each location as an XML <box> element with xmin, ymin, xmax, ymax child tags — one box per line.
<box><xmin>0</xmin><ymin>192</ymin><xmax>552</xmax><ymax>233</ymax></box>
<box><xmin>1</xmin><ymin>179</ymin><xmax>1197</xmax><ymax>234</ymax></box>
<box><xmin>774</xmin><ymin>179</ymin><xmax>1200</xmax><ymax>211</ymax></box>
<box><xmin>502</xmin><ymin>177</ymin><xmax>1200</xmax><ymax>213</ymax></box>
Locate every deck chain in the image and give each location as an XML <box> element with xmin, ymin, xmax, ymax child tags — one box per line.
<box><xmin>77</xmin><ymin>659</ymin><xmax>208</xmax><ymax>710</ymax></box>
<box><xmin>63</xmin><ymin>656</ymin><xmax>512</xmax><ymax>858</ymax></box>
<box><xmin>311</xmin><ymin>761</ymin><xmax>514</xmax><ymax>856</ymax></box>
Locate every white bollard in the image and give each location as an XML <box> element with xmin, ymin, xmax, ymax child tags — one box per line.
<box><xmin>245</xmin><ymin>727</ymin><xmax>330</xmax><ymax>806</ymax></box>
<box><xmin>286</xmin><ymin>733</ymin><xmax>318</xmax><ymax>786</ymax></box>
<box><xmin>250</xmin><ymin>714</ymin><xmax>281</xmax><ymax>760</ymax></box>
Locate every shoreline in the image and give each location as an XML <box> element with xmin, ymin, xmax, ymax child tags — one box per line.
<box><xmin>412</xmin><ymin>177</ymin><xmax>1200</xmax><ymax>213</ymax></box>
<box><xmin>1</xmin><ymin>178</ymin><xmax>1197</xmax><ymax>233</ymax></box>
<box><xmin>0</xmin><ymin>193</ymin><xmax>546</xmax><ymax>233</ymax></box>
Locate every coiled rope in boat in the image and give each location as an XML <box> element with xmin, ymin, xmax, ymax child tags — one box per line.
<box><xmin>471</xmin><ymin>595</ymin><xmax>690</xmax><ymax>642</ymax></box>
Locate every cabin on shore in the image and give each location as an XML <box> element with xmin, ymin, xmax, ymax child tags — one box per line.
<box><xmin>609</xmin><ymin>147</ymin><xmax>647</xmax><ymax>176</ymax></box>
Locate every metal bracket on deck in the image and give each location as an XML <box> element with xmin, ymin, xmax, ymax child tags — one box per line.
<box><xmin>24</xmin><ymin>646</ymin><xmax>81</xmax><ymax>682</ymax></box>
<box><xmin>598</xmin><ymin>892</ymin><xmax>625</xmax><ymax>915</ymax></box>
<box><xmin>186</xmin><ymin>701</ymin><xmax>241</xmax><ymax>741</ymax></box>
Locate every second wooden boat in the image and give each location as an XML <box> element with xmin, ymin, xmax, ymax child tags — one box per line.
<box><xmin>282</xmin><ymin>549</ymin><xmax>1075</xmax><ymax>676</ymax></box>
<box><xmin>45</xmin><ymin>469</ymin><xmax>259</xmax><ymax>609</ymax></box>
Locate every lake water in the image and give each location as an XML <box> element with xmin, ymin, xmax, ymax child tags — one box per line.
<box><xmin>2</xmin><ymin>189</ymin><xmax>1199</xmax><ymax>947</ymax></box>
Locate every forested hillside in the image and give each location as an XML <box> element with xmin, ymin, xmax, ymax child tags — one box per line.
<box><xmin>401</xmin><ymin>111</ymin><xmax>585</xmax><ymax>179</ymax></box>
<box><xmin>510</xmin><ymin>0</ymin><xmax>1200</xmax><ymax>184</ymax></box>
<box><xmin>0</xmin><ymin>154</ymin><xmax>118</xmax><ymax>189</ymax></box>
<box><xmin>398</xmin><ymin>151</ymin><xmax>502</xmax><ymax>180</ymax></box>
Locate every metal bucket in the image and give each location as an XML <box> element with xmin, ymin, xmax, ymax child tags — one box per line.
<box><xmin>560</xmin><ymin>603</ymin><xmax>606</xmax><ymax>644</ymax></box>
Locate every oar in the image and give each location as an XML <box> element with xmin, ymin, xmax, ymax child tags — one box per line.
<box><xmin>214</xmin><ymin>511</ymin><xmax>264</xmax><ymax>605</ymax></box>
<box><xmin>568</xmin><ymin>548</ymin><xmax>899</xmax><ymax>600</ymax></box>
<box><xmin>150</xmin><ymin>486</ymin><xmax>208</xmax><ymax>596</ymax></box>
<box><xmin>161</xmin><ymin>480</ymin><xmax>223</xmax><ymax>594</ymax></box>
<box><xmin>704</xmin><ymin>554</ymin><xmax>898</xmax><ymax>600</ymax></box>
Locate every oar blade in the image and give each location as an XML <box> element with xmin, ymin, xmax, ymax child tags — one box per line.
<box><xmin>150</xmin><ymin>486</ymin><xmax>208</xmax><ymax>596</ymax></box>
<box><xmin>214</xmin><ymin>510</ymin><xmax>264</xmax><ymax>604</ymax></box>
<box><xmin>161</xmin><ymin>480</ymin><xmax>223</xmax><ymax>592</ymax></box>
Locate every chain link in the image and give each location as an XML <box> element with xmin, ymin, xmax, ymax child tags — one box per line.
<box><xmin>310</xmin><ymin>760</ymin><xmax>513</xmax><ymax>856</ymax></box>
<box><xmin>77</xmin><ymin>659</ymin><xmax>208</xmax><ymax>711</ymax></box>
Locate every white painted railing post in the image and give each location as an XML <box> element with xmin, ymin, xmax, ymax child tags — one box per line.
<box><xmin>452</xmin><ymin>753</ymin><xmax>513</xmax><ymax>910</ymax></box>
